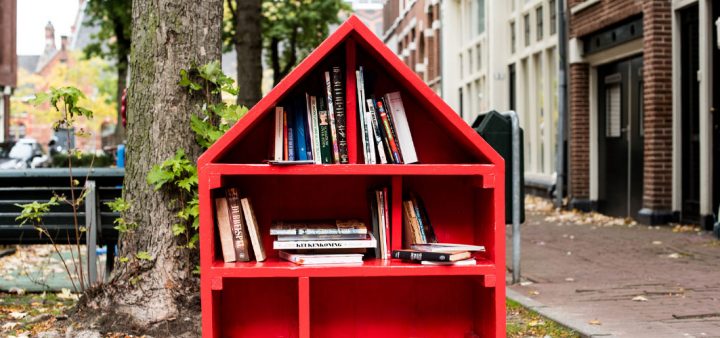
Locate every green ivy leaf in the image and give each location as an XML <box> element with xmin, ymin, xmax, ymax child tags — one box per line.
<box><xmin>146</xmin><ymin>164</ymin><xmax>175</xmax><ymax>191</ymax></box>
<box><xmin>172</xmin><ymin>223</ymin><xmax>186</xmax><ymax>236</ymax></box>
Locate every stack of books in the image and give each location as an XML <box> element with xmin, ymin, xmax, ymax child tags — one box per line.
<box><xmin>214</xmin><ymin>187</ymin><xmax>266</xmax><ymax>263</ymax></box>
<box><xmin>272</xmin><ymin>66</ymin><xmax>348</xmax><ymax>164</ymax></box>
<box><xmin>402</xmin><ymin>193</ymin><xmax>437</xmax><ymax>248</ymax></box>
<box><xmin>392</xmin><ymin>243</ymin><xmax>486</xmax><ymax>266</ymax></box>
<box><xmin>356</xmin><ymin>67</ymin><xmax>418</xmax><ymax>164</ymax></box>
<box><xmin>272</xmin><ymin>220</ymin><xmax>377</xmax><ymax>265</ymax></box>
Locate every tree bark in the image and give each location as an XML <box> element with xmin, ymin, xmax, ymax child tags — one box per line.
<box><xmin>233</xmin><ymin>0</ymin><xmax>262</xmax><ymax>108</ymax></box>
<box><xmin>86</xmin><ymin>0</ymin><xmax>222</xmax><ymax>331</ymax></box>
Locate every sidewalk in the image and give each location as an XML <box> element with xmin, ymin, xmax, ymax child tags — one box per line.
<box><xmin>507</xmin><ymin>197</ymin><xmax>720</xmax><ymax>338</ymax></box>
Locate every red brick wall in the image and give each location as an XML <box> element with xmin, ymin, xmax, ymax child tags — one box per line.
<box><xmin>569</xmin><ymin>63</ymin><xmax>590</xmax><ymax>199</ymax></box>
<box><xmin>641</xmin><ymin>0</ymin><xmax>672</xmax><ymax>210</ymax></box>
<box><xmin>569</xmin><ymin>0</ymin><xmax>642</xmax><ymax>38</ymax></box>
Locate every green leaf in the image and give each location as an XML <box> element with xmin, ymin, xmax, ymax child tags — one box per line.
<box><xmin>135</xmin><ymin>251</ymin><xmax>152</xmax><ymax>261</ymax></box>
<box><xmin>146</xmin><ymin>164</ymin><xmax>175</xmax><ymax>190</ymax></box>
<box><xmin>105</xmin><ymin>197</ymin><xmax>131</xmax><ymax>213</ymax></box>
<box><xmin>172</xmin><ymin>223</ymin><xmax>186</xmax><ymax>236</ymax></box>
<box><xmin>119</xmin><ymin>256</ymin><xmax>130</xmax><ymax>263</ymax></box>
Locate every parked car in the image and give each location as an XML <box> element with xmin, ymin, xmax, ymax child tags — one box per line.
<box><xmin>0</xmin><ymin>138</ymin><xmax>50</xmax><ymax>169</ymax></box>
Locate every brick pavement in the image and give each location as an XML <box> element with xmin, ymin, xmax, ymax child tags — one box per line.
<box><xmin>507</xmin><ymin>201</ymin><xmax>720</xmax><ymax>338</ymax></box>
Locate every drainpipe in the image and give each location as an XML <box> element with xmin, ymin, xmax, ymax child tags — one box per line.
<box><xmin>555</xmin><ymin>0</ymin><xmax>568</xmax><ymax>207</ymax></box>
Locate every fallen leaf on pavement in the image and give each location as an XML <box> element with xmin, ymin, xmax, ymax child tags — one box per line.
<box><xmin>589</xmin><ymin>319</ymin><xmax>602</xmax><ymax>325</ymax></box>
<box><xmin>565</xmin><ymin>277</ymin><xmax>575</xmax><ymax>282</ymax></box>
<box><xmin>2</xmin><ymin>322</ymin><xmax>19</xmax><ymax>329</ymax></box>
<box><xmin>667</xmin><ymin>253</ymin><xmax>681</xmax><ymax>259</ymax></box>
<box><xmin>9</xmin><ymin>311</ymin><xmax>27</xmax><ymax>319</ymax></box>
<box><xmin>632</xmin><ymin>295</ymin><xmax>649</xmax><ymax>302</ymax></box>
<box><xmin>520</xmin><ymin>281</ymin><xmax>534</xmax><ymax>286</ymax></box>
<box><xmin>652</xmin><ymin>241</ymin><xmax>662</xmax><ymax>245</ymax></box>
<box><xmin>529</xmin><ymin>290</ymin><xmax>540</xmax><ymax>296</ymax></box>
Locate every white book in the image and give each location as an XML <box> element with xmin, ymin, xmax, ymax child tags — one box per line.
<box><xmin>310</xmin><ymin>96</ymin><xmax>322</xmax><ymax>164</ymax></box>
<box><xmin>241</xmin><ymin>197</ymin><xmax>266</xmax><ymax>262</ymax></box>
<box><xmin>365</xmin><ymin>106</ymin><xmax>376</xmax><ymax>164</ymax></box>
<box><xmin>273</xmin><ymin>233</ymin><xmax>377</xmax><ymax>250</ymax></box>
<box><xmin>384</xmin><ymin>92</ymin><xmax>418</xmax><ymax>163</ymax></box>
<box><xmin>279</xmin><ymin>251</ymin><xmax>364</xmax><ymax>265</ymax></box>
<box><xmin>366</xmin><ymin>99</ymin><xmax>387</xmax><ymax>164</ymax></box>
<box><xmin>411</xmin><ymin>243</ymin><xmax>486</xmax><ymax>253</ymax></box>
<box><xmin>304</xmin><ymin>93</ymin><xmax>315</xmax><ymax>161</ymax></box>
<box><xmin>420</xmin><ymin>258</ymin><xmax>476</xmax><ymax>266</ymax></box>
<box><xmin>274</xmin><ymin>107</ymin><xmax>284</xmax><ymax>161</ymax></box>
<box><xmin>356</xmin><ymin>68</ymin><xmax>370</xmax><ymax>164</ymax></box>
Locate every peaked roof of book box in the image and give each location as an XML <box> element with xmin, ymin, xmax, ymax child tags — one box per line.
<box><xmin>198</xmin><ymin>15</ymin><xmax>503</xmax><ymax>167</ymax></box>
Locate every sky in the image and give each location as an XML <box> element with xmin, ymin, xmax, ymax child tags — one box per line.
<box><xmin>16</xmin><ymin>0</ymin><xmax>79</xmax><ymax>55</ymax></box>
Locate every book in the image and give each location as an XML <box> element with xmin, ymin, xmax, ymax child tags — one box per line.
<box><xmin>382</xmin><ymin>186</ymin><xmax>391</xmax><ymax>259</ymax></box>
<box><xmin>332</xmin><ymin>67</ymin><xmax>349</xmax><ymax>164</ymax></box>
<box><xmin>421</xmin><ymin>258</ymin><xmax>476</xmax><ymax>266</ymax></box>
<box><xmin>304</xmin><ymin>93</ymin><xmax>316</xmax><ymax>162</ymax></box>
<box><xmin>270</xmin><ymin>220</ymin><xmax>368</xmax><ymax>235</ymax></box>
<box><xmin>407</xmin><ymin>198</ymin><xmax>426</xmax><ymax>243</ymax></box>
<box><xmin>402</xmin><ymin>200</ymin><xmax>424</xmax><ymax>245</ymax></box>
<box><xmin>273</xmin><ymin>233</ymin><xmax>377</xmax><ymax>250</ymax></box>
<box><xmin>371</xmin><ymin>98</ymin><xmax>394</xmax><ymax>163</ymax></box>
<box><xmin>274</xmin><ymin>107</ymin><xmax>284</xmax><ymax>162</ymax></box>
<box><xmin>268</xmin><ymin>160</ymin><xmax>315</xmax><ymax>165</ymax></box>
<box><xmin>410</xmin><ymin>193</ymin><xmax>437</xmax><ymax>243</ymax></box>
<box><xmin>279</xmin><ymin>251</ymin><xmax>364</xmax><ymax>265</ymax></box>
<box><xmin>375</xmin><ymin>189</ymin><xmax>387</xmax><ymax>259</ymax></box>
<box><xmin>356</xmin><ymin>68</ymin><xmax>370</xmax><ymax>163</ymax></box>
<box><xmin>294</xmin><ymin>97</ymin><xmax>308</xmax><ymax>161</ymax></box>
<box><xmin>411</xmin><ymin>243</ymin><xmax>486</xmax><ymax>252</ymax></box>
<box><xmin>309</xmin><ymin>95</ymin><xmax>322</xmax><ymax>164</ymax></box>
<box><xmin>368</xmin><ymin>190</ymin><xmax>381</xmax><ymax>258</ymax></box>
<box><xmin>384</xmin><ymin>92</ymin><xmax>418</xmax><ymax>163</ymax></box>
<box><xmin>226</xmin><ymin>188</ymin><xmax>251</xmax><ymax>262</ymax></box>
<box><xmin>276</xmin><ymin>233</ymin><xmax>368</xmax><ymax>241</ymax></box>
<box><xmin>376</xmin><ymin>99</ymin><xmax>402</xmax><ymax>163</ymax></box>
<box><xmin>381</xmin><ymin>96</ymin><xmax>403</xmax><ymax>163</ymax></box>
<box><xmin>214</xmin><ymin>197</ymin><xmax>236</xmax><ymax>262</ymax></box>
<box><xmin>283</xmin><ymin>110</ymin><xmax>289</xmax><ymax>161</ymax></box>
<box><xmin>324</xmin><ymin>71</ymin><xmax>341</xmax><ymax>163</ymax></box>
<box><xmin>366</xmin><ymin>99</ymin><xmax>388</xmax><ymax>164</ymax></box>
<box><xmin>287</xmin><ymin>108</ymin><xmax>295</xmax><ymax>161</ymax></box>
<box><xmin>391</xmin><ymin>249</ymin><xmax>471</xmax><ymax>262</ymax></box>
<box><xmin>241</xmin><ymin>197</ymin><xmax>266</xmax><ymax>262</ymax></box>
<box><xmin>317</xmin><ymin>97</ymin><xmax>332</xmax><ymax>164</ymax></box>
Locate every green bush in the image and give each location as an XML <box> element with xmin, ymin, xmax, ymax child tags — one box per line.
<box><xmin>51</xmin><ymin>152</ymin><xmax>114</xmax><ymax>168</ymax></box>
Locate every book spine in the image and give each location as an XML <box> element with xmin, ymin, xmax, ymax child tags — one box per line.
<box><xmin>376</xmin><ymin>189</ymin><xmax>386</xmax><ymax>259</ymax></box>
<box><xmin>287</xmin><ymin>127</ymin><xmax>295</xmax><ymax>161</ymax></box>
<box><xmin>274</xmin><ymin>107</ymin><xmax>284</xmax><ymax>161</ymax></box>
<box><xmin>355</xmin><ymin>69</ymin><xmax>369</xmax><ymax>163</ymax></box>
<box><xmin>365</xmin><ymin>104</ymin><xmax>376</xmax><ymax>164</ymax></box>
<box><xmin>391</xmin><ymin>250</ymin><xmax>451</xmax><ymax>262</ymax></box>
<box><xmin>273</xmin><ymin>235</ymin><xmax>376</xmax><ymax>250</ymax></box>
<box><xmin>317</xmin><ymin>98</ymin><xmax>332</xmax><ymax>164</ymax></box>
<box><xmin>376</xmin><ymin>99</ymin><xmax>402</xmax><ymax>164</ymax></box>
<box><xmin>382</xmin><ymin>187</ymin><xmax>391</xmax><ymax>259</ymax></box>
<box><xmin>332</xmin><ymin>67</ymin><xmax>349</xmax><ymax>164</ymax></box>
<box><xmin>325</xmin><ymin>71</ymin><xmax>341</xmax><ymax>163</ymax></box>
<box><xmin>214</xmin><ymin>197</ymin><xmax>236</xmax><ymax>262</ymax></box>
<box><xmin>294</xmin><ymin>99</ymin><xmax>308</xmax><ymax>161</ymax></box>
<box><xmin>366</xmin><ymin>99</ymin><xmax>388</xmax><ymax>164</ymax></box>
<box><xmin>276</xmin><ymin>233</ymin><xmax>368</xmax><ymax>241</ymax></box>
<box><xmin>409</xmin><ymin>198</ymin><xmax>427</xmax><ymax>244</ymax></box>
<box><xmin>372</xmin><ymin>98</ymin><xmax>394</xmax><ymax>163</ymax></box>
<box><xmin>411</xmin><ymin>193</ymin><xmax>437</xmax><ymax>243</ymax></box>
<box><xmin>304</xmin><ymin>93</ymin><xmax>315</xmax><ymax>161</ymax></box>
<box><xmin>241</xmin><ymin>197</ymin><xmax>266</xmax><ymax>262</ymax></box>
<box><xmin>310</xmin><ymin>96</ymin><xmax>322</xmax><ymax>164</ymax></box>
<box><xmin>369</xmin><ymin>190</ymin><xmax>381</xmax><ymax>258</ymax></box>
<box><xmin>226</xmin><ymin>188</ymin><xmax>251</xmax><ymax>261</ymax></box>
<box><xmin>385</xmin><ymin>92</ymin><xmax>418</xmax><ymax>163</ymax></box>
<box><xmin>381</xmin><ymin>96</ymin><xmax>403</xmax><ymax>163</ymax></box>
<box><xmin>283</xmin><ymin>110</ymin><xmax>289</xmax><ymax>161</ymax></box>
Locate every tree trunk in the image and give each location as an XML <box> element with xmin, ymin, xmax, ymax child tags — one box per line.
<box><xmin>84</xmin><ymin>0</ymin><xmax>222</xmax><ymax>332</ymax></box>
<box><xmin>234</xmin><ymin>0</ymin><xmax>262</xmax><ymax>108</ymax></box>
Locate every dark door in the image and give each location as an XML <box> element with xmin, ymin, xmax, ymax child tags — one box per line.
<box><xmin>598</xmin><ymin>56</ymin><xmax>644</xmax><ymax>218</ymax></box>
<box><xmin>679</xmin><ymin>4</ymin><xmax>700</xmax><ymax>223</ymax></box>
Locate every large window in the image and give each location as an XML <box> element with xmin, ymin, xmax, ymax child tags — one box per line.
<box><xmin>524</xmin><ymin>14</ymin><xmax>530</xmax><ymax>47</ymax></box>
<box><xmin>511</xmin><ymin>21</ymin><xmax>516</xmax><ymax>54</ymax></box>
<box><xmin>471</xmin><ymin>0</ymin><xmax>486</xmax><ymax>36</ymax></box>
<box><xmin>536</xmin><ymin>6</ymin><xmax>544</xmax><ymax>41</ymax></box>
<box><xmin>549</xmin><ymin>0</ymin><xmax>557</xmax><ymax>35</ymax></box>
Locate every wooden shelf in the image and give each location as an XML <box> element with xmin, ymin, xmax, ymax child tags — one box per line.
<box><xmin>203</xmin><ymin>163</ymin><xmax>496</xmax><ymax>176</ymax></box>
<box><xmin>210</xmin><ymin>257</ymin><xmax>496</xmax><ymax>278</ymax></box>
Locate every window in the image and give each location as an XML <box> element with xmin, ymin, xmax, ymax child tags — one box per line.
<box><xmin>477</xmin><ymin>0</ymin><xmax>485</xmax><ymax>35</ymax></box>
<box><xmin>606</xmin><ymin>85</ymin><xmax>621</xmax><ymax>138</ymax></box>
<box><xmin>477</xmin><ymin>44</ymin><xmax>482</xmax><ymax>71</ymax></box>
<box><xmin>536</xmin><ymin>6</ymin><xmax>544</xmax><ymax>41</ymax></box>
<box><xmin>510</xmin><ymin>21</ymin><xmax>516</xmax><ymax>54</ymax></box>
<box><xmin>469</xmin><ymin>48</ymin><xmax>473</xmax><ymax>74</ymax></box>
<box><xmin>524</xmin><ymin>14</ymin><xmax>530</xmax><ymax>47</ymax></box>
<box><xmin>549</xmin><ymin>0</ymin><xmax>557</xmax><ymax>35</ymax></box>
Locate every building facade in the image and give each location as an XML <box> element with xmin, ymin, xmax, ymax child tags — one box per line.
<box><xmin>670</xmin><ymin>0</ymin><xmax>719</xmax><ymax>229</ymax></box>
<box><xmin>0</xmin><ymin>0</ymin><xmax>17</xmax><ymax>142</ymax></box>
<box><xmin>566</xmin><ymin>0</ymin><xmax>676</xmax><ymax>224</ymax></box>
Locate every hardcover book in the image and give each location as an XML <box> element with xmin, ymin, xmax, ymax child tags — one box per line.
<box><xmin>226</xmin><ymin>188</ymin><xmax>251</xmax><ymax>262</ymax></box>
<box><xmin>283</xmin><ymin>110</ymin><xmax>289</xmax><ymax>161</ymax></box>
<box><xmin>274</xmin><ymin>107</ymin><xmax>284</xmax><ymax>162</ymax></box>
<box><xmin>391</xmin><ymin>249</ymin><xmax>471</xmax><ymax>262</ymax></box>
<box><xmin>270</xmin><ymin>220</ymin><xmax>368</xmax><ymax>235</ymax></box>
<box><xmin>273</xmin><ymin>233</ymin><xmax>377</xmax><ymax>250</ymax></box>
<box><xmin>332</xmin><ymin>66</ymin><xmax>349</xmax><ymax>163</ymax></box>
<box><xmin>276</xmin><ymin>233</ymin><xmax>368</xmax><ymax>241</ymax></box>
<box><xmin>369</xmin><ymin>190</ymin><xmax>381</xmax><ymax>258</ymax></box>
<box><xmin>410</xmin><ymin>193</ymin><xmax>437</xmax><ymax>243</ymax></box>
<box><xmin>324</xmin><ymin>71</ymin><xmax>341</xmax><ymax>163</ymax></box>
<box><xmin>304</xmin><ymin>93</ymin><xmax>316</xmax><ymax>162</ymax></box>
<box><xmin>411</xmin><ymin>243</ymin><xmax>486</xmax><ymax>252</ymax></box>
<box><xmin>309</xmin><ymin>95</ymin><xmax>322</xmax><ymax>164</ymax></box>
<box><xmin>366</xmin><ymin>98</ymin><xmax>388</xmax><ymax>164</ymax></box>
<box><xmin>278</xmin><ymin>251</ymin><xmax>364</xmax><ymax>265</ymax></box>
<box><xmin>317</xmin><ymin>98</ymin><xmax>332</xmax><ymax>164</ymax></box>
<box><xmin>384</xmin><ymin>91</ymin><xmax>418</xmax><ymax>163</ymax></box>
<box><xmin>214</xmin><ymin>197</ymin><xmax>236</xmax><ymax>262</ymax></box>
<box><xmin>241</xmin><ymin>197</ymin><xmax>266</xmax><ymax>262</ymax></box>
<box><xmin>381</xmin><ymin>96</ymin><xmax>403</xmax><ymax>162</ymax></box>
<box><xmin>421</xmin><ymin>258</ymin><xmax>476</xmax><ymax>266</ymax></box>
<box><xmin>356</xmin><ymin>68</ymin><xmax>371</xmax><ymax>163</ymax></box>
<box><xmin>294</xmin><ymin>97</ymin><xmax>308</xmax><ymax>161</ymax></box>
<box><xmin>375</xmin><ymin>99</ymin><xmax>402</xmax><ymax>163</ymax></box>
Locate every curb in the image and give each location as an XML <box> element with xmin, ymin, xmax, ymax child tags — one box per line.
<box><xmin>506</xmin><ymin>288</ymin><xmax>613</xmax><ymax>338</ymax></box>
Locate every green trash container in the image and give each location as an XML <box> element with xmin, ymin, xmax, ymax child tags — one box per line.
<box><xmin>472</xmin><ymin>110</ymin><xmax>525</xmax><ymax>224</ymax></box>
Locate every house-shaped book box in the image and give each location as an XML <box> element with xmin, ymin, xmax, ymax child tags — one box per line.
<box><xmin>198</xmin><ymin>15</ymin><xmax>506</xmax><ymax>338</ymax></box>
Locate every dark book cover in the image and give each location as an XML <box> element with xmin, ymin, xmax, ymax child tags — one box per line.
<box><xmin>391</xmin><ymin>250</ymin><xmax>470</xmax><ymax>262</ymax></box>
<box><xmin>375</xmin><ymin>99</ymin><xmax>402</xmax><ymax>164</ymax></box>
<box><xmin>381</xmin><ymin>96</ymin><xmax>404</xmax><ymax>163</ymax></box>
<box><xmin>294</xmin><ymin>97</ymin><xmax>308</xmax><ymax>161</ymax></box>
<box><xmin>226</xmin><ymin>187</ymin><xmax>251</xmax><ymax>262</ymax></box>
<box><xmin>410</xmin><ymin>193</ymin><xmax>437</xmax><ymax>243</ymax></box>
<box><xmin>332</xmin><ymin>67</ymin><xmax>349</xmax><ymax>163</ymax></box>
<box><xmin>372</xmin><ymin>97</ymin><xmax>395</xmax><ymax>163</ymax></box>
<box><xmin>287</xmin><ymin>106</ymin><xmax>295</xmax><ymax>161</ymax></box>
<box><xmin>317</xmin><ymin>98</ymin><xmax>332</xmax><ymax>164</ymax></box>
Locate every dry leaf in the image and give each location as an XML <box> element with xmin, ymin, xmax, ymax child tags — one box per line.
<box><xmin>520</xmin><ymin>281</ymin><xmax>534</xmax><ymax>286</ymax></box>
<box><xmin>57</xmin><ymin>288</ymin><xmax>79</xmax><ymax>300</ymax></box>
<box><xmin>2</xmin><ymin>322</ymin><xmax>18</xmax><ymax>330</ymax></box>
<box><xmin>632</xmin><ymin>295</ymin><xmax>648</xmax><ymax>302</ymax></box>
<box><xmin>667</xmin><ymin>253</ymin><xmax>681</xmax><ymax>259</ymax></box>
<box><xmin>528</xmin><ymin>319</ymin><xmax>545</xmax><ymax>327</ymax></box>
<box><xmin>565</xmin><ymin>277</ymin><xmax>575</xmax><ymax>282</ymax></box>
<box><xmin>9</xmin><ymin>311</ymin><xmax>27</xmax><ymax>319</ymax></box>
<box><xmin>589</xmin><ymin>319</ymin><xmax>602</xmax><ymax>325</ymax></box>
<box><xmin>529</xmin><ymin>290</ymin><xmax>540</xmax><ymax>296</ymax></box>
<box><xmin>652</xmin><ymin>241</ymin><xmax>662</xmax><ymax>245</ymax></box>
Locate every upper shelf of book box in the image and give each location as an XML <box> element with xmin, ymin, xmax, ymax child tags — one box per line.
<box><xmin>198</xmin><ymin>15</ymin><xmax>503</xmax><ymax>167</ymax></box>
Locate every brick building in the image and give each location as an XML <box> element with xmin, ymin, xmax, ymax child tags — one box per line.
<box><xmin>0</xmin><ymin>0</ymin><xmax>17</xmax><ymax>142</ymax></box>
<box><xmin>382</xmin><ymin>0</ymin><xmax>442</xmax><ymax>94</ymax></box>
<box><xmin>566</xmin><ymin>0</ymin><xmax>675</xmax><ymax>224</ymax></box>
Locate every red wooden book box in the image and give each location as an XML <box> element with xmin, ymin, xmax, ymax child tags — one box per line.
<box><xmin>198</xmin><ymin>15</ymin><xmax>506</xmax><ymax>338</ymax></box>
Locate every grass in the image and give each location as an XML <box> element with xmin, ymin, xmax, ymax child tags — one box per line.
<box><xmin>507</xmin><ymin>298</ymin><xmax>580</xmax><ymax>337</ymax></box>
<box><xmin>0</xmin><ymin>292</ymin><xmax>579</xmax><ymax>337</ymax></box>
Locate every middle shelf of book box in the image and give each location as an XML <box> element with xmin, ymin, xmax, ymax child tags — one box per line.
<box><xmin>207</xmin><ymin>172</ymin><xmax>498</xmax><ymax>277</ymax></box>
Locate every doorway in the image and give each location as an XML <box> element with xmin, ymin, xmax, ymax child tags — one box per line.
<box><xmin>598</xmin><ymin>56</ymin><xmax>644</xmax><ymax>218</ymax></box>
<box><xmin>679</xmin><ymin>4</ymin><xmax>700</xmax><ymax>223</ymax></box>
